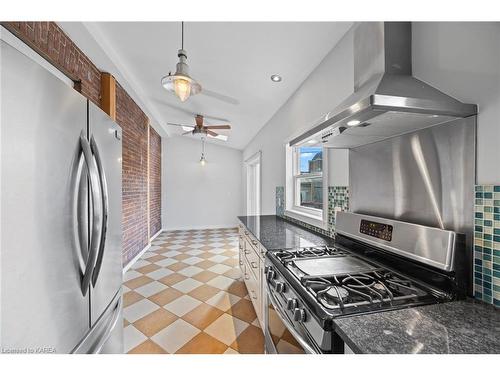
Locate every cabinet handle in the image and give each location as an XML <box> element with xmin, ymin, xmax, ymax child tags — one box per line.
<box><xmin>251</xmin><ymin>290</ymin><xmax>257</xmax><ymax>300</ymax></box>
<box><xmin>239</xmin><ymin>260</ymin><xmax>243</xmax><ymax>266</ymax></box>
<box><xmin>251</xmin><ymin>240</ymin><xmax>258</xmax><ymax>246</ymax></box>
<box><xmin>244</xmin><ymin>231</ymin><xmax>249</xmax><ymax>235</ymax></box>
<box><xmin>244</xmin><ymin>250</ymin><xmax>251</xmax><ymax>255</ymax></box>
<box><xmin>251</xmin><ymin>261</ymin><xmax>258</xmax><ymax>269</ymax></box>
<box><xmin>245</xmin><ymin>273</ymin><xmax>250</xmax><ymax>280</ymax></box>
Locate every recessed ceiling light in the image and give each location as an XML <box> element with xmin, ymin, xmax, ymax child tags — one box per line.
<box><xmin>307</xmin><ymin>139</ymin><xmax>317</xmax><ymax>144</ymax></box>
<box><xmin>271</xmin><ymin>74</ymin><xmax>282</xmax><ymax>82</ymax></box>
<box><xmin>347</xmin><ymin>120</ymin><xmax>361</xmax><ymax>127</ymax></box>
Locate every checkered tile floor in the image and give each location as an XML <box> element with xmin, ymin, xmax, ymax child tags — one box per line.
<box><xmin>123</xmin><ymin>228</ymin><xmax>265</xmax><ymax>354</ymax></box>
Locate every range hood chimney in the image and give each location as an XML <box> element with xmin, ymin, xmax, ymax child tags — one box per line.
<box><xmin>291</xmin><ymin>22</ymin><xmax>477</xmax><ymax>148</ymax></box>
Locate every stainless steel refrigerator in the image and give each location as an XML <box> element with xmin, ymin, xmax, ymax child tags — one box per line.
<box><xmin>1</xmin><ymin>36</ymin><xmax>124</xmax><ymax>353</ymax></box>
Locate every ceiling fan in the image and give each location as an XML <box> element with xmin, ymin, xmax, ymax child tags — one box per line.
<box><xmin>167</xmin><ymin>114</ymin><xmax>231</xmax><ymax>141</ymax></box>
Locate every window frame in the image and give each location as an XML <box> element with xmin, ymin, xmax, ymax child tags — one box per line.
<box><xmin>285</xmin><ymin>144</ymin><xmax>328</xmax><ymax>230</ymax></box>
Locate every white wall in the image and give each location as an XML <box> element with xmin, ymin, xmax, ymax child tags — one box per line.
<box><xmin>242</xmin><ymin>26</ymin><xmax>355</xmax><ymax>215</ymax></box>
<box><xmin>243</xmin><ymin>22</ymin><xmax>500</xmax><ymax>214</ymax></box>
<box><xmin>412</xmin><ymin>22</ymin><xmax>500</xmax><ymax>185</ymax></box>
<box><xmin>162</xmin><ymin>136</ymin><xmax>243</xmax><ymax>230</ymax></box>
<box><xmin>328</xmin><ymin>149</ymin><xmax>349</xmax><ymax>186</ymax></box>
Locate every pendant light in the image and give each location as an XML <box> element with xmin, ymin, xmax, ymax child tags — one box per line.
<box><xmin>161</xmin><ymin>22</ymin><xmax>201</xmax><ymax>102</ymax></box>
<box><xmin>200</xmin><ymin>137</ymin><xmax>207</xmax><ymax>165</ymax></box>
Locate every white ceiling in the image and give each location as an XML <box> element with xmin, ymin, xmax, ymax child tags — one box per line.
<box><xmin>60</xmin><ymin>22</ymin><xmax>352</xmax><ymax>149</ymax></box>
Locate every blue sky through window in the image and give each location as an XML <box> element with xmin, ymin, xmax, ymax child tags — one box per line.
<box><xmin>299</xmin><ymin>147</ymin><xmax>322</xmax><ymax>173</ymax></box>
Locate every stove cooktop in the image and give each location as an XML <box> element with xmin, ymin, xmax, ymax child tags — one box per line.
<box><xmin>267</xmin><ymin>245</ymin><xmax>441</xmax><ymax>316</ymax></box>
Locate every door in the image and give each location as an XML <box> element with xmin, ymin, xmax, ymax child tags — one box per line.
<box><xmin>0</xmin><ymin>40</ymin><xmax>90</xmax><ymax>353</ymax></box>
<box><xmin>88</xmin><ymin>102</ymin><xmax>123</xmax><ymax>328</ymax></box>
<box><xmin>246</xmin><ymin>151</ymin><xmax>261</xmax><ymax>216</ymax></box>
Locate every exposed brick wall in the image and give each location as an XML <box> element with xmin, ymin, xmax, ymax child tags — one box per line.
<box><xmin>116</xmin><ymin>83</ymin><xmax>150</xmax><ymax>265</ymax></box>
<box><xmin>2</xmin><ymin>22</ymin><xmax>101</xmax><ymax>106</ymax></box>
<box><xmin>2</xmin><ymin>22</ymin><xmax>160</xmax><ymax>266</ymax></box>
<box><xmin>149</xmin><ymin>127</ymin><xmax>162</xmax><ymax>237</ymax></box>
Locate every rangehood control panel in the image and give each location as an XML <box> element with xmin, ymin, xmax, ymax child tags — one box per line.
<box><xmin>359</xmin><ymin>219</ymin><xmax>393</xmax><ymax>242</ymax></box>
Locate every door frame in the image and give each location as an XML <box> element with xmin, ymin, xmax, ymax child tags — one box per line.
<box><xmin>245</xmin><ymin>151</ymin><xmax>262</xmax><ymax>216</ymax></box>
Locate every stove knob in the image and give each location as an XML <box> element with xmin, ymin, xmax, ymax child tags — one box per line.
<box><xmin>267</xmin><ymin>269</ymin><xmax>276</xmax><ymax>281</ymax></box>
<box><xmin>286</xmin><ymin>298</ymin><xmax>298</xmax><ymax>310</ymax></box>
<box><xmin>293</xmin><ymin>308</ymin><xmax>306</xmax><ymax>322</ymax></box>
<box><xmin>275</xmin><ymin>282</ymin><xmax>286</xmax><ymax>293</ymax></box>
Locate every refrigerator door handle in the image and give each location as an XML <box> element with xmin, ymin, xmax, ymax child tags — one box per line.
<box><xmin>90</xmin><ymin>135</ymin><xmax>109</xmax><ymax>287</ymax></box>
<box><xmin>91</xmin><ymin>294</ymin><xmax>123</xmax><ymax>354</ymax></box>
<box><xmin>71</xmin><ymin>290</ymin><xmax>123</xmax><ymax>354</ymax></box>
<box><xmin>72</xmin><ymin>152</ymin><xmax>88</xmax><ymax>276</ymax></box>
<box><xmin>80</xmin><ymin>132</ymin><xmax>103</xmax><ymax>296</ymax></box>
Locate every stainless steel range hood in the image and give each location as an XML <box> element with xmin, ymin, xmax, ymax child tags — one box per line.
<box><xmin>290</xmin><ymin>22</ymin><xmax>477</xmax><ymax>148</ymax></box>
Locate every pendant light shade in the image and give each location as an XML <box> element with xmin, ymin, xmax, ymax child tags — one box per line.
<box><xmin>161</xmin><ymin>23</ymin><xmax>202</xmax><ymax>102</ymax></box>
<box><xmin>174</xmin><ymin>77</ymin><xmax>191</xmax><ymax>102</ymax></box>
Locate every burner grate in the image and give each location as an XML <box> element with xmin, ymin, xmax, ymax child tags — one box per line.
<box><xmin>302</xmin><ymin>270</ymin><xmax>423</xmax><ymax>311</ymax></box>
<box><xmin>274</xmin><ymin>246</ymin><xmax>347</xmax><ymax>263</ymax></box>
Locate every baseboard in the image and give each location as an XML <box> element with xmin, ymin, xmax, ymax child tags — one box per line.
<box><xmin>162</xmin><ymin>224</ymin><xmax>238</xmax><ymax>231</ymax></box>
<box><xmin>150</xmin><ymin>228</ymin><xmax>162</xmax><ymax>241</ymax></box>
<box><xmin>122</xmin><ymin>229</ymin><xmax>164</xmax><ymax>274</ymax></box>
<box><xmin>122</xmin><ymin>243</ymin><xmax>151</xmax><ymax>274</ymax></box>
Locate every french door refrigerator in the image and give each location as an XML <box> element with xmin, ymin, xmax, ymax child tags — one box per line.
<box><xmin>1</xmin><ymin>37</ymin><xmax>123</xmax><ymax>353</ymax></box>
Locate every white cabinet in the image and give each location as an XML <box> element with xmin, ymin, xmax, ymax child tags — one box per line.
<box><xmin>238</xmin><ymin>222</ymin><xmax>265</xmax><ymax>329</ymax></box>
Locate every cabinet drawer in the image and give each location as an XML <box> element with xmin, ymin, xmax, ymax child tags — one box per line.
<box><xmin>243</xmin><ymin>243</ymin><xmax>260</xmax><ymax>279</ymax></box>
<box><xmin>246</xmin><ymin>233</ymin><xmax>260</xmax><ymax>252</ymax></box>
<box><xmin>243</xmin><ymin>264</ymin><xmax>262</xmax><ymax>323</ymax></box>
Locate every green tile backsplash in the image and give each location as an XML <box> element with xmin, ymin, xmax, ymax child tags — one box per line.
<box><xmin>328</xmin><ymin>186</ymin><xmax>349</xmax><ymax>230</ymax></box>
<box><xmin>275</xmin><ymin>186</ymin><xmax>349</xmax><ymax>238</ymax></box>
<box><xmin>474</xmin><ymin>185</ymin><xmax>500</xmax><ymax>307</ymax></box>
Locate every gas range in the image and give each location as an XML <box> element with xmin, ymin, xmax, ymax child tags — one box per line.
<box><xmin>267</xmin><ymin>246</ymin><xmax>440</xmax><ymax>317</ymax></box>
<box><xmin>264</xmin><ymin>212</ymin><xmax>467</xmax><ymax>354</ymax></box>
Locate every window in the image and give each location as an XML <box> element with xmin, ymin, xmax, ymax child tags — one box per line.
<box><xmin>285</xmin><ymin>144</ymin><xmax>328</xmax><ymax>229</ymax></box>
<box><xmin>294</xmin><ymin>147</ymin><xmax>323</xmax><ymax>210</ymax></box>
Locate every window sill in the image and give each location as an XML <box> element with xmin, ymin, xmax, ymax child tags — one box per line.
<box><xmin>285</xmin><ymin>208</ymin><xmax>327</xmax><ymax>230</ymax></box>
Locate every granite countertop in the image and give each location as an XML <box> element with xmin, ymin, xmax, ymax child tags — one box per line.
<box><xmin>237</xmin><ymin>215</ymin><xmax>333</xmax><ymax>250</ymax></box>
<box><xmin>238</xmin><ymin>215</ymin><xmax>500</xmax><ymax>354</ymax></box>
<box><xmin>334</xmin><ymin>299</ymin><xmax>500</xmax><ymax>354</ymax></box>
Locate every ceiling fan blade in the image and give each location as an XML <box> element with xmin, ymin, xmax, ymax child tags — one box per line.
<box><xmin>206</xmin><ymin>130</ymin><xmax>219</xmax><ymax>137</ymax></box>
<box><xmin>204</xmin><ymin>125</ymin><xmax>231</xmax><ymax>130</ymax></box>
<box><xmin>167</xmin><ymin>122</ymin><xmax>195</xmax><ymax>128</ymax></box>
<box><xmin>200</xmin><ymin>89</ymin><xmax>240</xmax><ymax>106</ymax></box>
<box><xmin>181</xmin><ymin>131</ymin><xmax>193</xmax><ymax>135</ymax></box>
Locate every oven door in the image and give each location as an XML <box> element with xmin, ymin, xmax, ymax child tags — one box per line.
<box><xmin>264</xmin><ymin>287</ymin><xmax>320</xmax><ymax>354</ymax></box>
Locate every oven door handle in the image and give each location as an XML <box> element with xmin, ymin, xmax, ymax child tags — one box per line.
<box><xmin>267</xmin><ymin>285</ymin><xmax>318</xmax><ymax>354</ymax></box>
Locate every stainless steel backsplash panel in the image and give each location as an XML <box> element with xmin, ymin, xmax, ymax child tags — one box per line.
<box><xmin>349</xmin><ymin>117</ymin><xmax>476</xmax><ymax>290</ymax></box>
